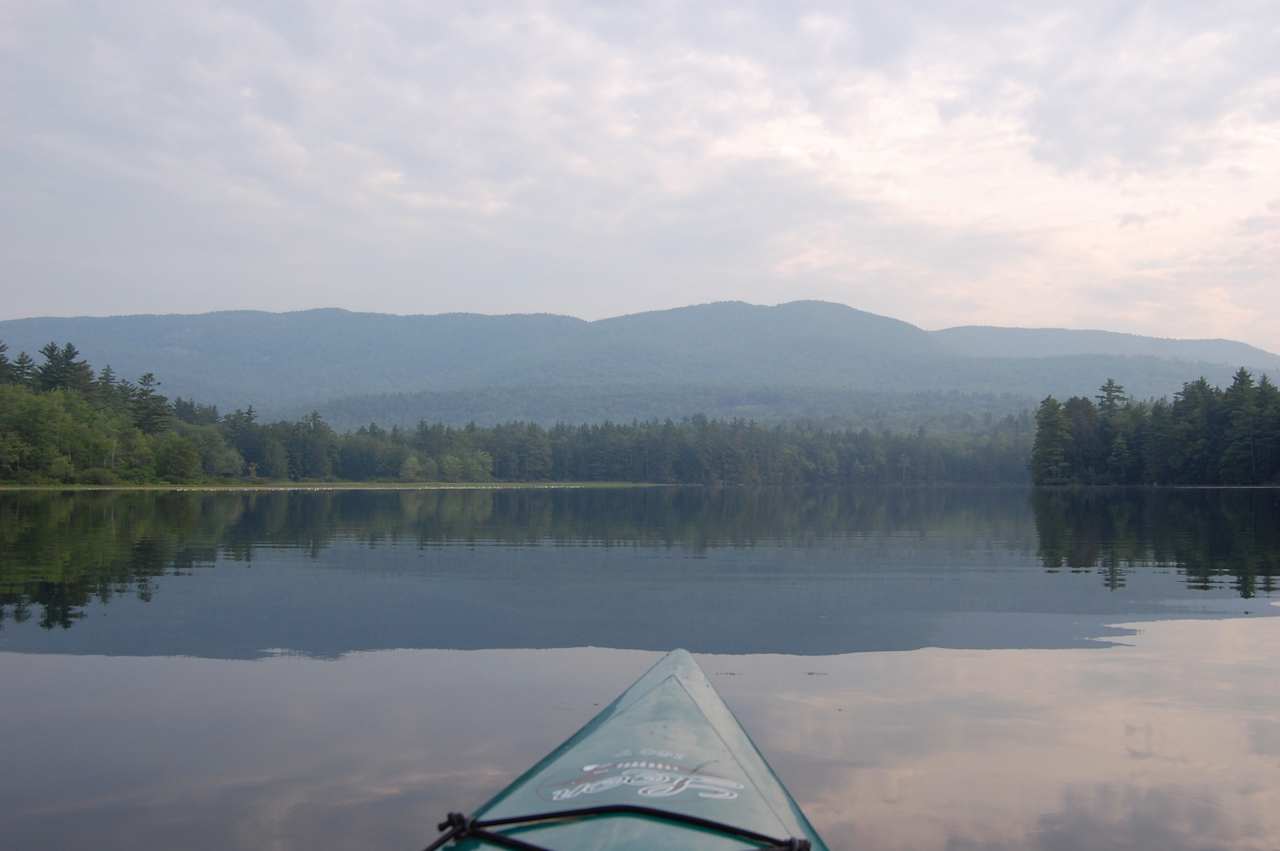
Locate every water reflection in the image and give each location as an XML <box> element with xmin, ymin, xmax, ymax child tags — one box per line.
<box><xmin>720</xmin><ymin>615</ymin><xmax>1280</xmax><ymax>850</ymax></box>
<box><xmin>4</xmin><ymin>487</ymin><xmax>1279</xmax><ymax>850</ymax></box>
<box><xmin>1</xmin><ymin>488</ymin><xmax>1277</xmax><ymax>658</ymax></box>
<box><xmin>4</xmin><ymin>615</ymin><xmax>1278</xmax><ymax>851</ymax></box>
<box><xmin>1032</xmin><ymin>488</ymin><xmax>1280</xmax><ymax>597</ymax></box>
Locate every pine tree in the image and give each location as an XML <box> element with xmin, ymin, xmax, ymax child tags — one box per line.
<box><xmin>36</xmin><ymin>341</ymin><xmax>65</xmax><ymax>390</ymax></box>
<box><xmin>1094</xmin><ymin>379</ymin><xmax>1130</xmax><ymax>483</ymax></box>
<box><xmin>1258</xmin><ymin>375</ymin><xmax>1280</xmax><ymax>483</ymax></box>
<box><xmin>96</xmin><ymin>364</ymin><xmax>116</xmax><ymax>389</ymax></box>
<box><xmin>1106</xmin><ymin>432</ymin><xmax>1134</xmax><ymax>484</ymax></box>
<box><xmin>61</xmin><ymin>343</ymin><xmax>94</xmax><ymax>392</ymax></box>
<box><xmin>131</xmin><ymin>373</ymin><xmax>172</xmax><ymax>434</ymax></box>
<box><xmin>34</xmin><ymin>341</ymin><xmax>92</xmax><ymax>392</ymax></box>
<box><xmin>1031</xmin><ymin>396</ymin><xmax>1072</xmax><ymax>484</ymax></box>
<box><xmin>93</xmin><ymin>365</ymin><xmax>122</xmax><ymax>410</ymax></box>
<box><xmin>0</xmin><ymin>341</ymin><xmax>12</xmax><ymax>384</ymax></box>
<box><xmin>1141</xmin><ymin>399</ymin><xmax>1176</xmax><ymax>484</ymax></box>
<box><xmin>1171</xmin><ymin>378</ymin><xmax>1220</xmax><ymax>484</ymax></box>
<box><xmin>1063</xmin><ymin>396</ymin><xmax>1101</xmax><ymax>482</ymax></box>
<box><xmin>12</xmin><ymin>351</ymin><xmax>35</xmax><ymax>387</ymax></box>
<box><xmin>1096</xmin><ymin>379</ymin><xmax>1128</xmax><ymax>417</ymax></box>
<box><xmin>1220</xmin><ymin>368</ymin><xmax>1260</xmax><ymax>484</ymax></box>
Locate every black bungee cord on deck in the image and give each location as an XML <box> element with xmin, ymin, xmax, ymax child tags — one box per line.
<box><xmin>422</xmin><ymin>805</ymin><xmax>812</xmax><ymax>850</ymax></box>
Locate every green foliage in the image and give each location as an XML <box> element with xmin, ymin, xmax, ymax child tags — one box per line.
<box><xmin>154</xmin><ymin>433</ymin><xmax>202</xmax><ymax>481</ymax></box>
<box><xmin>174</xmin><ymin>397</ymin><xmax>220</xmax><ymax>426</ymax></box>
<box><xmin>0</xmin><ymin>336</ymin><xmax>1040</xmax><ymax>485</ymax></box>
<box><xmin>0</xmin><ymin>340</ymin><xmax>242</xmax><ymax>484</ymax></box>
<box><xmin>131</xmin><ymin>373</ymin><xmax>172</xmax><ymax>435</ymax></box>
<box><xmin>12</xmin><ymin>351</ymin><xmax>36</xmax><ymax>387</ymax></box>
<box><xmin>35</xmin><ymin>342</ymin><xmax>94</xmax><ymax>393</ymax></box>
<box><xmin>1032</xmin><ymin>371</ymin><xmax>1280</xmax><ymax>485</ymax></box>
<box><xmin>0</xmin><ymin>337</ymin><xmax>1036</xmax><ymax>485</ymax></box>
<box><xmin>1031</xmin><ymin>397</ymin><xmax>1071</xmax><ymax>484</ymax></box>
<box><xmin>312</xmin><ymin>385</ymin><xmax>1040</xmax><ymax>433</ymax></box>
<box><xmin>176</xmin><ymin>423</ymin><xmax>244</xmax><ymax>477</ymax></box>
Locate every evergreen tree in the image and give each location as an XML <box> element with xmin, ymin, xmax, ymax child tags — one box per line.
<box><xmin>261</xmin><ymin>438</ymin><xmax>289</xmax><ymax>479</ymax></box>
<box><xmin>62</xmin><ymin>343</ymin><xmax>94</xmax><ymax>392</ymax></box>
<box><xmin>35</xmin><ymin>341</ymin><xmax>65</xmax><ymax>390</ymax></box>
<box><xmin>1220</xmin><ymin>368</ymin><xmax>1260</xmax><ymax>484</ymax></box>
<box><xmin>131</xmin><ymin>373</ymin><xmax>173</xmax><ymax>435</ymax></box>
<box><xmin>1095</xmin><ymin>379</ymin><xmax>1130</xmax><ymax>483</ymax></box>
<box><xmin>173</xmin><ymin>397</ymin><xmax>220</xmax><ymax>425</ymax></box>
<box><xmin>1063</xmin><ymin>396</ymin><xmax>1102</xmax><ymax>482</ymax></box>
<box><xmin>92</xmin><ymin>365</ymin><xmax>125</xmax><ymax>411</ymax></box>
<box><xmin>12</xmin><ymin>352</ymin><xmax>36</xmax><ymax>387</ymax></box>
<box><xmin>1171</xmin><ymin>378</ymin><xmax>1220</xmax><ymax>484</ymax></box>
<box><xmin>293</xmin><ymin>411</ymin><xmax>336</xmax><ymax>478</ymax></box>
<box><xmin>1031</xmin><ymin>396</ymin><xmax>1072</xmax><ymax>484</ymax></box>
<box><xmin>0</xmin><ymin>341</ymin><xmax>12</xmax><ymax>384</ymax></box>
<box><xmin>1096</xmin><ymin>378</ymin><xmax>1128</xmax><ymax>417</ymax></box>
<box><xmin>1258</xmin><ymin>375</ymin><xmax>1280</xmax><ymax>483</ymax></box>
<box><xmin>1106</xmin><ymin>432</ymin><xmax>1134</xmax><ymax>484</ymax></box>
<box><xmin>1141</xmin><ymin>399</ymin><xmax>1176</xmax><ymax>484</ymax></box>
<box><xmin>35</xmin><ymin>342</ymin><xmax>93</xmax><ymax>392</ymax></box>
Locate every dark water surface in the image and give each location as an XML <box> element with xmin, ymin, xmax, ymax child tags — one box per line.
<box><xmin>3</xmin><ymin>487</ymin><xmax>1279</xmax><ymax>850</ymax></box>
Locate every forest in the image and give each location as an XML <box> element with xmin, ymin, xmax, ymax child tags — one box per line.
<box><xmin>1031</xmin><ymin>370</ymin><xmax>1280</xmax><ymax>485</ymax></box>
<box><xmin>0</xmin><ymin>339</ymin><xmax>1032</xmax><ymax>486</ymax></box>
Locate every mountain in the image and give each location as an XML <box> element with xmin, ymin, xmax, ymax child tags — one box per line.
<box><xmin>1</xmin><ymin>301</ymin><xmax>1275</xmax><ymax>427</ymax></box>
<box><xmin>934</xmin><ymin>326</ymin><xmax>1280</xmax><ymax>370</ymax></box>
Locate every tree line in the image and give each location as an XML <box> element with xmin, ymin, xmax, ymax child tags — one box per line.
<box><xmin>0</xmin><ymin>339</ymin><xmax>1031</xmax><ymax>485</ymax></box>
<box><xmin>1031</xmin><ymin>369</ymin><xmax>1280</xmax><ymax>485</ymax></box>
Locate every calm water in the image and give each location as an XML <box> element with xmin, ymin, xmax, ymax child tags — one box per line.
<box><xmin>3</xmin><ymin>487</ymin><xmax>1279</xmax><ymax>850</ymax></box>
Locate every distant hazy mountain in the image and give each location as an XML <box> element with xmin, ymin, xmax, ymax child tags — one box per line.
<box><xmin>1</xmin><ymin>301</ymin><xmax>1275</xmax><ymax>426</ymax></box>
<box><xmin>934</xmin><ymin>326</ymin><xmax>1280</xmax><ymax>369</ymax></box>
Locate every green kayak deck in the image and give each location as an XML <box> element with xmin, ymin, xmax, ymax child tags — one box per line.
<box><xmin>428</xmin><ymin>649</ymin><xmax>829</xmax><ymax>850</ymax></box>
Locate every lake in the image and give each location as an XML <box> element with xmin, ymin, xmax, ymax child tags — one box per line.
<box><xmin>3</xmin><ymin>486</ymin><xmax>1279</xmax><ymax>850</ymax></box>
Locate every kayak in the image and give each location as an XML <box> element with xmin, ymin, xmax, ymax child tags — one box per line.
<box><xmin>424</xmin><ymin>649</ymin><xmax>829</xmax><ymax>850</ymax></box>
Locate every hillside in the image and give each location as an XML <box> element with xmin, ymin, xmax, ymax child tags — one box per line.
<box><xmin>1</xmin><ymin>301</ymin><xmax>1275</xmax><ymax>425</ymax></box>
<box><xmin>934</xmin><ymin>326</ymin><xmax>1280</xmax><ymax>369</ymax></box>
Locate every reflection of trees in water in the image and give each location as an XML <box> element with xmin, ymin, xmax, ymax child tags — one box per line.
<box><xmin>8</xmin><ymin>486</ymin><xmax>1275</xmax><ymax>630</ymax></box>
<box><xmin>1</xmin><ymin>487</ymin><xmax>1036</xmax><ymax>630</ymax></box>
<box><xmin>0</xmin><ymin>492</ymin><xmax>237</xmax><ymax>628</ymax></box>
<box><xmin>1033</xmin><ymin>489</ymin><xmax>1280</xmax><ymax>598</ymax></box>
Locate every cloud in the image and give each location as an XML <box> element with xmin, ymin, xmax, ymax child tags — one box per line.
<box><xmin>1</xmin><ymin>2</ymin><xmax>1278</xmax><ymax>347</ymax></box>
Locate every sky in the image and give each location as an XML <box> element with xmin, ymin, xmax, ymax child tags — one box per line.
<box><xmin>2</xmin><ymin>1</ymin><xmax>1278</xmax><ymax>348</ymax></box>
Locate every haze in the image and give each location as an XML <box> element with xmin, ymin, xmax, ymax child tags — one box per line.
<box><xmin>3</xmin><ymin>2</ymin><xmax>1278</xmax><ymax>348</ymax></box>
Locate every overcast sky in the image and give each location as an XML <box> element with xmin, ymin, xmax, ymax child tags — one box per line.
<box><xmin>2</xmin><ymin>1</ymin><xmax>1278</xmax><ymax>346</ymax></box>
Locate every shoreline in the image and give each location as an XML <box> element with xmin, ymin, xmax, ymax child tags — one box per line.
<box><xmin>0</xmin><ymin>481</ymin><xmax>1274</xmax><ymax>493</ymax></box>
<box><xmin>0</xmin><ymin>481</ymin><xmax>668</xmax><ymax>493</ymax></box>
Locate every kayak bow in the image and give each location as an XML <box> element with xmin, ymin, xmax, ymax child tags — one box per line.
<box><xmin>424</xmin><ymin>649</ymin><xmax>829</xmax><ymax>850</ymax></box>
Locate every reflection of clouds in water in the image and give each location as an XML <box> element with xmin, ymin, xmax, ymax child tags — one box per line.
<box><xmin>1032</xmin><ymin>784</ymin><xmax>1260</xmax><ymax>851</ymax></box>
<box><xmin>711</xmin><ymin>616</ymin><xmax>1280</xmax><ymax>850</ymax></box>
<box><xmin>1247</xmin><ymin>718</ymin><xmax>1280</xmax><ymax>758</ymax></box>
<box><xmin>1</xmin><ymin>647</ymin><xmax>654</xmax><ymax>850</ymax></box>
<box><xmin>4</xmin><ymin>625</ymin><xmax>1279</xmax><ymax>850</ymax></box>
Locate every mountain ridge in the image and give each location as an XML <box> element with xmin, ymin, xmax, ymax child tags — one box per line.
<box><xmin>7</xmin><ymin>298</ymin><xmax>1275</xmax><ymax>350</ymax></box>
<box><xmin>1</xmin><ymin>301</ymin><xmax>1275</xmax><ymax>425</ymax></box>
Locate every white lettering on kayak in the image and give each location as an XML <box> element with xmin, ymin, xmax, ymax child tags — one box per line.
<box><xmin>547</xmin><ymin>763</ymin><xmax>744</xmax><ymax>802</ymax></box>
